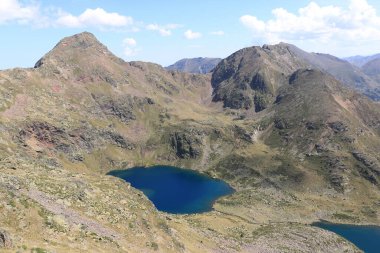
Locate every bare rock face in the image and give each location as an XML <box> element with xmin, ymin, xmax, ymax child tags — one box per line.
<box><xmin>170</xmin><ymin>131</ymin><xmax>202</xmax><ymax>159</ymax></box>
<box><xmin>352</xmin><ymin>151</ymin><xmax>380</xmax><ymax>185</ymax></box>
<box><xmin>18</xmin><ymin>121</ymin><xmax>95</xmax><ymax>156</ymax></box>
<box><xmin>0</xmin><ymin>229</ymin><xmax>12</xmax><ymax>248</ymax></box>
<box><xmin>93</xmin><ymin>94</ymin><xmax>154</xmax><ymax>124</ymax></box>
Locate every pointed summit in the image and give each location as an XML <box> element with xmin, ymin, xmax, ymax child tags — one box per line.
<box><xmin>33</xmin><ymin>32</ymin><xmax>128</xmax><ymax>86</ymax></box>
<box><xmin>53</xmin><ymin>31</ymin><xmax>103</xmax><ymax>50</ymax></box>
<box><xmin>34</xmin><ymin>32</ymin><xmax>124</xmax><ymax>69</ymax></box>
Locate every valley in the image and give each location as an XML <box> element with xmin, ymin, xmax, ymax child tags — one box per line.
<box><xmin>0</xmin><ymin>32</ymin><xmax>379</xmax><ymax>253</ymax></box>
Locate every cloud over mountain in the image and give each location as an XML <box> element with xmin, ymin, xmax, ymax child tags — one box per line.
<box><xmin>240</xmin><ymin>0</ymin><xmax>380</xmax><ymax>56</ymax></box>
<box><xmin>56</xmin><ymin>8</ymin><xmax>133</xmax><ymax>28</ymax></box>
<box><xmin>122</xmin><ymin>37</ymin><xmax>139</xmax><ymax>57</ymax></box>
<box><xmin>146</xmin><ymin>23</ymin><xmax>182</xmax><ymax>36</ymax></box>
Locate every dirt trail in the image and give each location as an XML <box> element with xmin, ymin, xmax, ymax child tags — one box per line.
<box><xmin>23</xmin><ymin>188</ymin><xmax>121</xmax><ymax>240</ymax></box>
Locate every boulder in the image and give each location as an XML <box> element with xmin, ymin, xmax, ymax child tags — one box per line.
<box><xmin>0</xmin><ymin>229</ymin><xmax>12</xmax><ymax>248</ymax></box>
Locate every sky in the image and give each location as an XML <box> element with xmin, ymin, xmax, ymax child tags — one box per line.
<box><xmin>1</xmin><ymin>0</ymin><xmax>380</xmax><ymax>70</ymax></box>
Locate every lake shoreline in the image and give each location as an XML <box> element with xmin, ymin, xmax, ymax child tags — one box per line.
<box><xmin>107</xmin><ymin>165</ymin><xmax>235</xmax><ymax>214</ymax></box>
<box><xmin>313</xmin><ymin>221</ymin><xmax>380</xmax><ymax>253</ymax></box>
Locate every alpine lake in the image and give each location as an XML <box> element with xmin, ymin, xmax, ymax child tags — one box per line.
<box><xmin>313</xmin><ymin>222</ymin><xmax>380</xmax><ymax>253</ymax></box>
<box><xmin>108</xmin><ymin>165</ymin><xmax>380</xmax><ymax>252</ymax></box>
<box><xmin>108</xmin><ymin>165</ymin><xmax>234</xmax><ymax>214</ymax></box>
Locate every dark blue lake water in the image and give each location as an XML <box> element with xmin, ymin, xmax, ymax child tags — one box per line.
<box><xmin>107</xmin><ymin>165</ymin><xmax>234</xmax><ymax>214</ymax></box>
<box><xmin>313</xmin><ymin>222</ymin><xmax>380</xmax><ymax>253</ymax></box>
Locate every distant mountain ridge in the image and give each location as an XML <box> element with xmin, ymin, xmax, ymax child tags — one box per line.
<box><xmin>283</xmin><ymin>44</ymin><xmax>380</xmax><ymax>101</ymax></box>
<box><xmin>166</xmin><ymin>57</ymin><xmax>221</xmax><ymax>74</ymax></box>
<box><xmin>362</xmin><ymin>58</ymin><xmax>380</xmax><ymax>83</ymax></box>
<box><xmin>344</xmin><ymin>53</ymin><xmax>380</xmax><ymax>67</ymax></box>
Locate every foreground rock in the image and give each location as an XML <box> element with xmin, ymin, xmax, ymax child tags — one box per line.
<box><xmin>0</xmin><ymin>229</ymin><xmax>12</xmax><ymax>248</ymax></box>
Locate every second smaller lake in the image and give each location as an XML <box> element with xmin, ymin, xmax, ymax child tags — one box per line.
<box><xmin>313</xmin><ymin>222</ymin><xmax>380</xmax><ymax>253</ymax></box>
<box><xmin>107</xmin><ymin>165</ymin><xmax>234</xmax><ymax>214</ymax></box>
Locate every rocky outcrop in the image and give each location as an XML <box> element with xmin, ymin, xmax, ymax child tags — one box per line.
<box><xmin>101</xmin><ymin>131</ymin><xmax>135</xmax><ymax>150</ymax></box>
<box><xmin>274</xmin><ymin>117</ymin><xmax>292</xmax><ymax>130</ymax></box>
<box><xmin>326</xmin><ymin>156</ymin><xmax>347</xmax><ymax>192</ymax></box>
<box><xmin>170</xmin><ymin>131</ymin><xmax>202</xmax><ymax>159</ymax></box>
<box><xmin>305</xmin><ymin>121</ymin><xmax>323</xmax><ymax>130</ymax></box>
<box><xmin>0</xmin><ymin>229</ymin><xmax>12</xmax><ymax>248</ymax></box>
<box><xmin>233</xmin><ymin>125</ymin><xmax>253</xmax><ymax>143</ymax></box>
<box><xmin>93</xmin><ymin>94</ymin><xmax>155</xmax><ymax>124</ymax></box>
<box><xmin>18</xmin><ymin>122</ymin><xmax>94</xmax><ymax>154</ymax></box>
<box><xmin>329</xmin><ymin>122</ymin><xmax>349</xmax><ymax>133</ymax></box>
<box><xmin>19</xmin><ymin>121</ymin><xmax>66</xmax><ymax>146</ymax></box>
<box><xmin>352</xmin><ymin>151</ymin><xmax>380</xmax><ymax>185</ymax></box>
<box><xmin>18</xmin><ymin>121</ymin><xmax>135</xmax><ymax>161</ymax></box>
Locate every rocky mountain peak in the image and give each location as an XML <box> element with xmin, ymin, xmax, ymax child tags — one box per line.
<box><xmin>211</xmin><ymin>43</ymin><xmax>307</xmax><ymax>111</ymax></box>
<box><xmin>262</xmin><ymin>42</ymin><xmax>290</xmax><ymax>50</ymax></box>
<box><xmin>54</xmin><ymin>32</ymin><xmax>103</xmax><ymax>50</ymax></box>
<box><xmin>34</xmin><ymin>32</ymin><xmax>122</xmax><ymax>69</ymax></box>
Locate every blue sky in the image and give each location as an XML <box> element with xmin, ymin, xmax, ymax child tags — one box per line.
<box><xmin>1</xmin><ymin>0</ymin><xmax>380</xmax><ymax>69</ymax></box>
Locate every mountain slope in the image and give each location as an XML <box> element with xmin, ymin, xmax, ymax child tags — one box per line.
<box><xmin>345</xmin><ymin>53</ymin><xmax>380</xmax><ymax>67</ymax></box>
<box><xmin>0</xmin><ymin>32</ymin><xmax>226</xmax><ymax>253</ymax></box>
<box><xmin>284</xmin><ymin>43</ymin><xmax>380</xmax><ymax>100</ymax></box>
<box><xmin>211</xmin><ymin>43</ymin><xmax>380</xmax><ymax>110</ymax></box>
<box><xmin>211</xmin><ymin>44</ymin><xmax>307</xmax><ymax>110</ymax></box>
<box><xmin>211</xmin><ymin>42</ymin><xmax>380</xmax><ymax>207</ymax></box>
<box><xmin>166</xmin><ymin>57</ymin><xmax>221</xmax><ymax>74</ymax></box>
<box><xmin>362</xmin><ymin>58</ymin><xmax>380</xmax><ymax>83</ymax></box>
<box><xmin>266</xmin><ymin>69</ymin><xmax>380</xmax><ymax>191</ymax></box>
<box><xmin>0</xmin><ymin>32</ymin><xmax>378</xmax><ymax>253</ymax></box>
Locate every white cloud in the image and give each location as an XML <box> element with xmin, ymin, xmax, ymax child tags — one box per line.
<box><xmin>146</xmin><ymin>24</ymin><xmax>170</xmax><ymax>36</ymax></box>
<box><xmin>0</xmin><ymin>0</ymin><xmax>39</xmax><ymax>24</ymax></box>
<box><xmin>240</xmin><ymin>0</ymin><xmax>380</xmax><ymax>56</ymax></box>
<box><xmin>146</xmin><ymin>23</ymin><xmax>182</xmax><ymax>36</ymax></box>
<box><xmin>124</xmin><ymin>47</ymin><xmax>137</xmax><ymax>57</ymax></box>
<box><xmin>211</xmin><ymin>30</ymin><xmax>225</xmax><ymax>36</ymax></box>
<box><xmin>184</xmin><ymin>29</ymin><xmax>202</xmax><ymax>39</ymax></box>
<box><xmin>56</xmin><ymin>8</ymin><xmax>133</xmax><ymax>28</ymax></box>
<box><xmin>0</xmin><ymin>3</ymin><xmax>134</xmax><ymax>29</ymax></box>
<box><xmin>123</xmin><ymin>38</ymin><xmax>137</xmax><ymax>47</ymax></box>
<box><xmin>122</xmin><ymin>38</ymin><xmax>139</xmax><ymax>57</ymax></box>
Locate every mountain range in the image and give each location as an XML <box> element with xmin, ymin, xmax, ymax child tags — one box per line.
<box><xmin>0</xmin><ymin>32</ymin><xmax>379</xmax><ymax>253</ymax></box>
<box><xmin>165</xmin><ymin>57</ymin><xmax>221</xmax><ymax>74</ymax></box>
<box><xmin>345</xmin><ymin>54</ymin><xmax>380</xmax><ymax>67</ymax></box>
